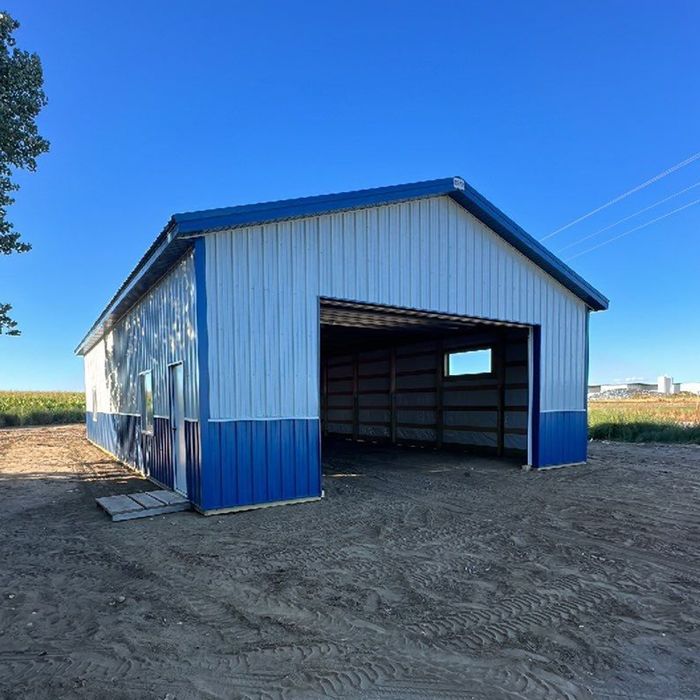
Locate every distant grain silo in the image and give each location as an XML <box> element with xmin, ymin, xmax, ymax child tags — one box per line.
<box><xmin>658</xmin><ymin>375</ymin><xmax>673</xmax><ymax>394</ymax></box>
<box><xmin>75</xmin><ymin>177</ymin><xmax>608</xmax><ymax>514</ymax></box>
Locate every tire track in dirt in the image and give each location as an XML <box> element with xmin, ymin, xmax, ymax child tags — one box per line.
<box><xmin>2</xmin><ymin>428</ymin><xmax>700</xmax><ymax>698</ymax></box>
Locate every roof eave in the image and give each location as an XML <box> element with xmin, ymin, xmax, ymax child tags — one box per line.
<box><xmin>76</xmin><ymin>176</ymin><xmax>608</xmax><ymax>356</ymax></box>
<box><xmin>175</xmin><ymin>176</ymin><xmax>608</xmax><ymax>312</ymax></box>
<box><xmin>446</xmin><ymin>187</ymin><xmax>609</xmax><ymax>311</ymax></box>
<box><xmin>172</xmin><ymin>177</ymin><xmax>459</xmax><ymax>234</ymax></box>
<box><xmin>74</xmin><ymin>220</ymin><xmax>189</xmax><ymax>355</ymax></box>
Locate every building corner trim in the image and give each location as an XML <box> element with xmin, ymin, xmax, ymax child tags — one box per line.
<box><xmin>194</xmin><ymin>237</ymin><xmax>213</xmax><ymax>509</ymax></box>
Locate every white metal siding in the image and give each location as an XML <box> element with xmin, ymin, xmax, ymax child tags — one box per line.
<box><xmin>204</xmin><ymin>196</ymin><xmax>587</xmax><ymax>419</ymax></box>
<box><xmin>84</xmin><ymin>251</ymin><xmax>199</xmax><ymax>419</ymax></box>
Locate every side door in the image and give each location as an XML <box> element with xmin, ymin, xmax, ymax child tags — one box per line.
<box><xmin>168</xmin><ymin>362</ymin><xmax>188</xmax><ymax>497</ymax></box>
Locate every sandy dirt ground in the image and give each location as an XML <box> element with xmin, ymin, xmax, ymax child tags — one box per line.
<box><xmin>0</xmin><ymin>426</ymin><xmax>698</xmax><ymax>700</ymax></box>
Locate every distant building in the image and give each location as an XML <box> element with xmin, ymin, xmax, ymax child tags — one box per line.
<box><xmin>588</xmin><ymin>382</ymin><xmax>656</xmax><ymax>394</ymax></box>
<box><xmin>588</xmin><ymin>376</ymin><xmax>700</xmax><ymax>395</ymax></box>
<box><xmin>657</xmin><ymin>376</ymin><xmax>700</xmax><ymax>395</ymax></box>
<box><xmin>658</xmin><ymin>375</ymin><xmax>673</xmax><ymax>394</ymax></box>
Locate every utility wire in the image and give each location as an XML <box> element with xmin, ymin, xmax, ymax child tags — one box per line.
<box><xmin>564</xmin><ymin>197</ymin><xmax>700</xmax><ymax>261</ymax></box>
<box><xmin>557</xmin><ymin>180</ymin><xmax>700</xmax><ymax>253</ymax></box>
<box><xmin>542</xmin><ymin>151</ymin><xmax>700</xmax><ymax>241</ymax></box>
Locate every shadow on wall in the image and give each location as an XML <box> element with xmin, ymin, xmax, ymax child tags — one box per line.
<box><xmin>104</xmin><ymin>318</ymin><xmax>137</xmax><ymax>416</ymax></box>
<box><xmin>100</xmin><ymin>268</ymin><xmax>196</xmax><ymax>418</ymax></box>
<box><xmin>589</xmin><ymin>422</ymin><xmax>700</xmax><ymax>444</ymax></box>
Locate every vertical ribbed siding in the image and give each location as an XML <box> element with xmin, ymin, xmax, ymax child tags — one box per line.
<box><xmin>83</xmin><ymin>251</ymin><xmax>199</xmax><ymax>419</ymax></box>
<box><xmin>87</xmin><ymin>413</ymin><xmax>143</xmax><ymax>470</ymax></box>
<box><xmin>205</xmin><ymin>196</ymin><xmax>588</xmax><ymax>420</ymax></box>
<box><xmin>86</xmin><ymin>412</ymin><xmax>190</xmax><ymax>490</ymax></box>
<box><xmin>538</xmin><ymin>411</ymin><xmax>588</xmax><ymax>466</ymax></box>
<box><xmin>185</xmin><ymin>421</ymin><xmax>202</xmax><ymax>507</ymax></box>
<box><xmin>201</xmin><ymin>419</ymin><xmax>320</xmax><ymax>511</ymax></box>
<box><xmin>145</xmin><ymin>417</ymin><xmax>174</xmax><ymax>488</ymax></box>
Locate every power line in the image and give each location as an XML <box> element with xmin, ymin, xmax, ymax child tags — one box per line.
<box><xmin>541</xmin><ymin>151</ymin><xmax>700</xmax><ymax>241</ymax></box>
<box><xmin>557</xmin><ymin>180</ymin><xmax>700</xmax><ymax>253</ymax></box>
<box><xmin>564</xmin><ymin>197</ymin><xmax>700</xmax><ymax>261</ymax></box>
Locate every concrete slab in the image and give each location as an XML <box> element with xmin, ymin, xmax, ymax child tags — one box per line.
<box><xmin>146</xmin><ymin>490</ymin><xmax>189</xmax><ymax>506</ymax></box>
<box><xmin>129</xmin><ymin>492</ymin><xmax>166</xmax><ymax>509</ymax></box>
<box><xmin>96</xmin><ymin>494</ymin><xmax>143</xmax><ymax>515</ymax></box>
<box><xmin>96</xmin><ymin>490</ymin><xmax>191</xmax><ymax>522</ymax></box>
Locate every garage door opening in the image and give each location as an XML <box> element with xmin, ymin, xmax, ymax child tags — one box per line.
<box><xmin>320</xmin><ymin>299</ymin><xmax>532</xmax><ymax>468</ymax></box>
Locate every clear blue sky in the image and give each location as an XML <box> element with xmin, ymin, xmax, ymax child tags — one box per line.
<box><xmin>1</xmin><ymin>0</ymin><xmax>699</xmax><ymax>390</ymax></box>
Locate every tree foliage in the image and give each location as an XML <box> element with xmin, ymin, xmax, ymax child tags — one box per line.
<box><xmin>0</xmin><ymin>10</ymin><xmax>49</xmax><ymax>334</ymax></box>
<box><xmin>0</xmin><ymin>302</ymin><xmax>18</xmax><ymax>335</ymax></box>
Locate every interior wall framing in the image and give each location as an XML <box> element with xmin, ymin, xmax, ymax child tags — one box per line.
<box><xmin>321</xmin><ymin>329</ymin><xmax>529</xmax><ymax>458</ymax></box>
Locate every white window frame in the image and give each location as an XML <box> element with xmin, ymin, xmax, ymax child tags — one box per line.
<box><xmin>140</xmin><ymin>370</ymin><xmax>154</xmax><ymax>434</ymax></box>
<box><xmin>91</xmin><ymin>387</ymin><xmax>98</xmax><ymax>422</ymax></box>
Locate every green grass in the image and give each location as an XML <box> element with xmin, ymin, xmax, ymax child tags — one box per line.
<box><xmin>0</xmin><ymin>391</ymin><xmax>85</xmax><ymax>428</ymax></box>
<box><xmin>588</xmin><ymin>395</ymin><xmax>700</xmax><ymax>444</ymax></box>
<box><xmin>2</xmin><ymin>390</ymin><xmax>699</xmax><ymax>443</ymax></box>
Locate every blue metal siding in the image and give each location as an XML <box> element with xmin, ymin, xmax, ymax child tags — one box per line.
<box><xmin>200</xmin><ymin>419</ymin><xmax>321</xmax><ymax>511</ymax></box>
<box><xmin>78</xmin><ymin>180</ymin><xmax>601</xmax><ymax>504</ymax></box>
<box><xmin>78</xmin><ymin>178</ymin><xmax>606</xmax><ymax>493</ymax></box>
<box><xmin>86</xmin><ymin>413</ymin><xmax>203</xmax><ymax>497</ymax></box>
<box><xmin>537</xmin><ymin>411</ymin><xmax>588</xmax><ymax>467</ymax></box>
<box><xmin>87</xmin><ymin>413</ymin><xmax>173</xmax><ymax>487</ymax></box>
<box><xmin>530</xmin><ymin>326</ymin><xmax>542</xmax><ymax>466</ymax></box>
<box><xmin>87</xmin><ymin>413</ymin><xmax>143</xmax><ymax>470</ymax></box>
<box><xmin>193</xmin><ymin>237</ymin><xmax>321</xmax><ymax>512</ymax></box>
<box><xmin>185</xmin><ymin>421</ymin><xmax>202</xmax><ymax>508</ymax></box>
<box><xmin>193</xmin><ymin>237</ymin><xmax>216</xmax><ymax>510</ymax></box>
<box><xmin>82</xmin><ymin>250</ymin><xmax>204</xmax><ymax>503</ymax></box>
<box><xmin>201</xmin><ymin>195</ymin><xmax>592</xmax><ymax>473</ymax></box>
<box><xmin>144</xmin><ymin>417</ymin><xmax>174</xmax><ymax>488</ymax></box>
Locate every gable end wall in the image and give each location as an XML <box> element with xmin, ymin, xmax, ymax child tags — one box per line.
<box><xmin>203</xmin><ymin>195</ymin><xmax>588</xmax><ymax>420</ymax></box>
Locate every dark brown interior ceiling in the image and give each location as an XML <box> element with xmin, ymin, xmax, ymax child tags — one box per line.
<box><xmin>320</xmin><ymin>298</ymin><xmax>529</xmax><ymax>353</ymax></box>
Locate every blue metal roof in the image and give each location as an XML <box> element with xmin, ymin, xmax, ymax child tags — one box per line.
<box><xmin>76</xmin><ymin>176</ymin><xmax>608</xmax><ymax>355</ymax></box>
<box><xmin>172</xmin><ymin>176</ymin><xmax>607</xmax><ymax>311</ymax></box>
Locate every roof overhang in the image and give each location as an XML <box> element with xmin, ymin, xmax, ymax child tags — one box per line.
<box><xmin>74</xmin><ymin>222</ymin><xmax>192</xmax><ymax>355</ymax></box>
<box><xmin>170</xmin><ymin>176</ymin><xmax>608</xmax><ymax>311</ymax></box>
<box><xmin>447</xmin><ymin>180</ymin><xmax>608</xmax><ymax>311</ymax></box>
<box><xmin>76</xmin><ymin>176</ymin><xmax>608</xmax><ymax>355</ymax></box>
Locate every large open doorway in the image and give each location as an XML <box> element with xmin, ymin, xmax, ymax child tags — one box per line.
<box><xmin>319</xmin><ymin>299</ymin><xmax>533</xmax><ymax>468</ymax></box>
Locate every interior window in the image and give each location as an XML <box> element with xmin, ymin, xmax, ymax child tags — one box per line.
<box><xmin>140</xmin><ymin>370</ymin><xmax>154</xmax><ymax>433</ymax></box>
<box><xmin>445</xmin><ymin>348</ymin><xmax>492</xmax><ymax>377</ymax></box>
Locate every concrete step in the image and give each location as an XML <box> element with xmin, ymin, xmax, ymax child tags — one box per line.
<box><xmin>96</xmin><ymin>489</ymin><xmax>190</xmax><ymax>521</ymax></box>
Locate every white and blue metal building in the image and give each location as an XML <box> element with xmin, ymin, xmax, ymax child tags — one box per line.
<box><xmin>76</xmin><ymin>177</ymin><xmax>608</xmax><ymax>514</ymax></box>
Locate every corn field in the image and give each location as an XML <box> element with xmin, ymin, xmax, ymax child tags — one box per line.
<box><xmin>1</xmin><ymin>389</ymin><xmax>699</xmax><ymax>443</ymax></box>
<box><xmin>0</xmin><ymin>391</ymin><xmax>85</xmax><ymax>427</ymax></box>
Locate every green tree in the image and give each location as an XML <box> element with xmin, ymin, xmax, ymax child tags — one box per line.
<box><xmin>0</xmin><ymin>10</ymin><xmax>49</xmax><ymax>335</ymax></box>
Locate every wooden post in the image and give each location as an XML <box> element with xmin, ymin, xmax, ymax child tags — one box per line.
<box><xmin>497</xmin><ymin>340</ymin><xmax>506</xmax><ymax>458</ymax></box>
<box><xmin>390</xmin><ymin>346</ymin><xmax>397</xmax><ymax>444</ymax></box>
<box><xmin>322</xmin><ymin>358</ymin><xmax>329</xmax><ymax>438</ymax></box>
<box><xmin>436</xmin><ymin>340</ymin><xmax>444</xmax><ymax>448</ymax></box>
<box><xmin>352</xmin><ymin>352</ymin><xmax>359</xmax><ymax>441</ymax></box>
